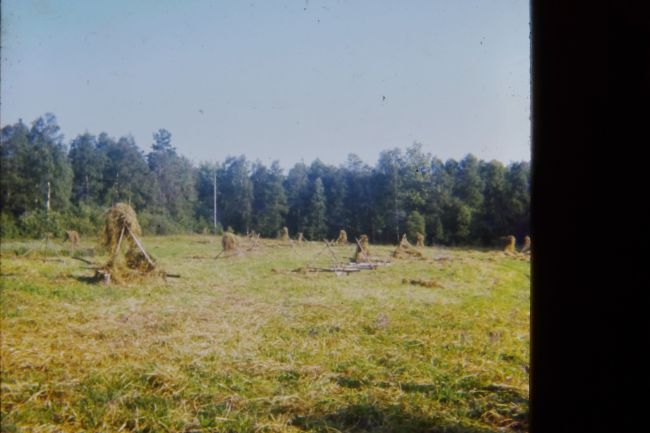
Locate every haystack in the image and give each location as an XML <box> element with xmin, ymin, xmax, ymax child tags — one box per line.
<box><xmin>335</xmin><ymin>229</ymin><xmax>348</xmax><ymax>245</ymax></box>
<box><xmin>280</xmin><ymin>226</ymin><xmax>290</xmax><ymax>242</ymax></box>
<box><xmin>100</xmin><ymin>203</ymin><xmax>159</xmax><ymax>283</ymax></box>
<box><xmin>521</xmin><ymin>235</ymin><xmax>531</xmax><ymax>254</ymax></box>
<box><xmin>503</xmin><ymin>235</ymin><xmax>516</xmax><ymax>253</ymax></box>
<box><xmin>297</xmin><ymin>232</ymin><xmax>304</xmax><ymax>245</ymax></box>
<box><xmin>221</xmin><ymin>232</ymin><xmax>239</xmax><ymax>252</ymax></box>
<box><xmin>415</xmin><ymin>233</ymin><xmax>425</xmax><ymax>248</ymax></box>
<box><xmin>353</xmin><ymin>234</ymin><xmax>371</xmax><ymax>263</ymax></box>
<box><xmin>392</xmin><ymin>234</ymin><xmax>424</xmax><ymax>259</ymax></box>
<box><xmin>64</xmin><ymin>230</ymin><xmax>80</xmax><ymax>249</ymax></box>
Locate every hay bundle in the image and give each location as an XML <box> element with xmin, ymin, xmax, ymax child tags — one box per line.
<box><xmin>503</xmin><ymin>235</ymin><xmax>516</xmax><ymax>253</ymax></box>
<box><xmin>297</xmin><ymin>232</ymin><xmax>304</xmax><ymax>245</ymax></box>
<box><xmin>100</xmin><ymin>203</ymin><xmax>158</xmax><ymax>283</ymax></box>
<box><xmin>222</xmin><ymin>232</ymin><xmax>239</xmax><ymax>252</ymax></box>
<box><xmin>415</xmin><ymin>233</ymin><xmax>425</xmax><ymax>248</ymax></box>
<box><xmin>64</xmin><ymin>230</ymin><xmax>80</xmax><ymax>248</ymax></box>
<box><xmin>353</xmin><ymin>235</ymin><xmax>371</xmax><ymax>263</ymax></box>
<box><xmin>521</xmin><ymin>235</ymin><xmax>531</xmax><ymax>254</ymax></box>
<box><xmin>392</xmin><ymin>234</ymin><xmax>424</xmax><ymax>259</ymax></box>
<box><xmin>335</xmin><ymin>229</ymin><xmax>348</xmax><ymax>245</ymax></box>
<box><xmin>103</xmin><ymin>203</ymin><xmax>141</xmax><ymax>250</ymax></box>
<box><xmin>280</xmin><ymin>226</ymin><xmax>290</xmax><ymax>242</ymax></box>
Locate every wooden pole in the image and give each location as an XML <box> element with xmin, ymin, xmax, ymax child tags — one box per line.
<box><xmin>46</xmin><ymin>181</ymin><xmax>51</xmax><ymax>213</ymax></box>
<box><xmin>355</xmin><ymin>237</ymin><xmax>372</xmax><ymax>264</ymax></box>
<box><xmin>126</xmin><ymin>226</ymin><xmax>156</xmax><ymax>267</ymax></box>
<box><xmin>213</xmin><ymin>167</ymin><xmax>218</xmax><ymax>231</ymax></box>
<box><xmin>113</xmin><ymin>226</ymin><xmax>126</xmax><ymax>260</ymax></box>
<box><xmin>306</xmin><ymin>243</ymin><xmax>329</xmax><ymax>269</ymax></box>
<box><xmin>324</xmin><ymin>240</ymin><xmax>340</xmax><ymax>266</ymax></box>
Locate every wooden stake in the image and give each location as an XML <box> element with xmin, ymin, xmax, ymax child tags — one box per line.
<box><xmin>126</xmin><ymin>227</ymin><xmax>155</xmax><ymax>267</ymax></box>
<box><xmin>113</xmin><ymin>226</ymin><xmax>125</xmax><ymax>260</ymax></box>
<box><xmin>324</xmin><ymin>240</ymin><xmax>340</xmax><ymax>266</ymax></box>
<box><xmin>354</xmin><ymin>237</ymin><xmax>372</xmax><ymax>263</ymax></box>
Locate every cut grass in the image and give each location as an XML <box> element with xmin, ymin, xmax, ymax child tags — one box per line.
<box><xmin>1</xmin><ymin>236</ymin><xmax>530</xmax><ymax>432</ymax></box>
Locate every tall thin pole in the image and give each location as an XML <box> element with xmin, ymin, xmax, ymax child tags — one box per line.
<box><xmin>213</xmin><ymin>166</ymin><xmax>218</xmax><ymax>230</ymax></box>
<box><xmin>394</xmin><ymin>169</ymin><xmax>399</xmax><ymax>244</ymax></box>
<box><xmin>46</xmin><ymin>181</ymin><xmax>51</xmax><ymax>213</ymax></box>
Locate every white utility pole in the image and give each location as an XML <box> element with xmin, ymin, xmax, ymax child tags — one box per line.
<box><xmin>213</xmin><ymin>166</ymin><xmax>218</xmax><ymax>230</ymax></box>
<box><xmin>46</xmin><ymin>181</ymin><xmax>51</xmax><ymax>213</ymax></box>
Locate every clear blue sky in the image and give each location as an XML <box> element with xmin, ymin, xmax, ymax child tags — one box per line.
<box><xmin>1</xmin><ymin>0</ymin><xmax>530</xmax><ymax>169</ymax></box>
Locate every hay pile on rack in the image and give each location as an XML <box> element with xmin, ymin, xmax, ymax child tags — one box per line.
<box><xmin>521</xmin><ymin>235</ymin><xmax>531</xmax><ymax>254</ymax></box>
<box><xmin>392</xmin><ymin>234</ymin><xmax>424</xmax><ymax>259</ymax></box>
<box><xmin>280</xmin><ymin>227</ymin><xmax>290</xmax><ymax>242</ymax></box>
<box><xmin>64</xmin><ymin>230</ymin><xmax>80</xmax><ymax>250</ymax></box>
<box><xmin>503</xmin><ymin>235</ymin><xmax>516</xmax><ymax>253</ymax></box>
<box><xmin>335</xmin><ymin>229</ymin><xmax>348</xmax><ymax>245</ymax></box>
<box><xmin>353</xmin><ymin>235</ymin><xmax>371</xmax><ymax>263</ymax></box>
<box><xmin>99</xmin><ymin>203</ymin><xmax>161</xmax><ymax>284</ymax></box>
<box><xmin>246</xmin><ymin>232</ymin><xmax>262</xmax><ymax>251</ymax></box>
<box><xmin>218</xmin><ymin>232</ymin><xmax>240</xmax><ymax>257</ymax></box>
<box><xmin>297</xmin><ymin>232</ymin><xmax>304</xmax><ymax>245</ymax></box>
<box><xmin>415</xmin><ymin>233</ymin><xmax>425</xmax><ymax>248</ymax></box>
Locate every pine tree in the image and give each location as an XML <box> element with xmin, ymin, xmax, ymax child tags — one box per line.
<box><xmin>99</xmin><ymin>134</ymin><xmax>154</xmax><ymax>210</ymax></box>
<box><xmin>220</xmin><ymin>156</ymin><xmax>253</xmax><ymax>233</ymax></box>
<box><xmin>306</xmin><ymin>177</ymin><xmax>327</xmax><ymax>240</ymax></box>
<box><xmin>26</xmin><ymin>114</ymin><xmax>73</xmax><ymax>212</ymax></box>
<box><xmin>405</xmin><ymin>210</ymin><xmax>426</xmax><ymax>243</ymax></box>
<box><xmin>284</xmin><ymin>162</ymin><xmax>310</xmax><ymax>235</ymax></box>
<box><xmin>69</xmin><ymin>133</ymin><xmax>107</xmax><ymax>205</ymax></box>
<box><xmin>475</xmin><ymin>160</ymin><xmax>508</xmax><ymax>245</ymax></box>
<box><xmin>251</xmin><ymin>161</ymin><xmax>288</xmax><ymax>237</ymax></box>
<box><xmin>147</xmin><ymin>130</ymin><xmax>197</xmax><ymax>227</ymax></box>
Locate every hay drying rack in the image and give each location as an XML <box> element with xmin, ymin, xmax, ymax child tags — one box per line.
<box><xmin>293</xmin><ymin>238</ymin><xmax>390</xmax><ymax>275</ymax></box>
<box><xmin>78</xmin><ymin>225</ymin><xmax>180</xmax><ymax>284</ymax></box>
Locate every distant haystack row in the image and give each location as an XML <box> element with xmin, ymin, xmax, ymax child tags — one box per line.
<box><xmin>502</xmin><ymin>235</ymin><xmax>531</xmax><ymax>256</ymax></box>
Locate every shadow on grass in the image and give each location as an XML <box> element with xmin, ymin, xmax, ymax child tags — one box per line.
<box><xmin>72</xmin><ymin>274</ymin><xmax>102</xmax><ymax>285</ymax></box>
<box><xmin>327</xmin><ymin>377</ymin><xmax>528</xmax><ymax>432</ymax></box>
<box><xmin>290</xmin><ymin>403</ymin><xmax>496</xmax><ymax>433</ymax></box>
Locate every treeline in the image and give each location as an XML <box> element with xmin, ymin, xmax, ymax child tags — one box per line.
<box><xmin>1</xmin><ymin>114</ymin><xmax>529</xmax><ymax>246</ymax></box>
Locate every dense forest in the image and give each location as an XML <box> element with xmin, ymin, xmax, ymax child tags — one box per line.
<box><xmin>0</xmin><ymin>114</ymin><xmax>530</xmax><ymax>246</ymax></box>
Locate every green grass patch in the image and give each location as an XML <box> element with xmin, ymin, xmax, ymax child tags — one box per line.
<box><xmin>1</xmin><ymin>236</ymin><xmax>530</xmax><ymax>432</ymax></box>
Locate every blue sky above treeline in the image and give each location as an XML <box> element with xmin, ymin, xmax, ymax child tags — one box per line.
<box><xmin>1</xmin><ymin>0</ymin><xmax>530</xmax><ymax>169</ymax></box>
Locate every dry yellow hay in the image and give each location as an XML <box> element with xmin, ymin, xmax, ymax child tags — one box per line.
<box><xmin>521</xmin><ymin>235</ymin><xmax>531</xmax><ymax>253</ymax></box>
<box><xmin>280</xmin><ymin>226</ymin><xmax>290</xmax><ymax>242</ymax></box>
<box><xmin>353</xmin><ymin>234</ymin><xmax>371</xmax><ymax>263</ymax></box>
<box><xmin>415</xmin><ymin>233</ymin><xmax>425</xmax><ymax>248</ymax></box>
<box><xmin>102</xmin><ymin>203</ymin><xmax>141</xmax><ymax>250</ymax></box>
<box><xmin>335</xmin><ymin>229</ymin><xmax>348</xmax><ymax>245</ymax></box>
<box><xmin>222</xmin><ymin>232</ymin><xmax>239</xmax><ymax>252</ymax></box>
<box><xmin>63</xmin><ymin>230</ymin><xmax>80</xmax><ymax>248</ymax></box>
<box><xmin>100</xmin><ymin>203</ymin><xmax>159</xmax><ymax>283</ymax></box>
<box><xmin>393</xmin><ymin>234</ymin><xmax>424</xmax><ymax>259</ymax></box>
<box><xmin>297</xmin><ymin>232</ymin><xmax>304</xmax><ymax>245</ymax></box>
<box><xmin>503</xmin><ymin>235</ymin><xmax>516</xmax><ymax>253</ymax></box>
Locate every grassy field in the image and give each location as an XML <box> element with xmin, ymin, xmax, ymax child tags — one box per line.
<box><xmin>1</xmin><ymin>235</ymin><xmax>530</xmax><ymax>433</ymax></box>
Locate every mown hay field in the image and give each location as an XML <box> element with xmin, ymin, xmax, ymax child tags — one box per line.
<box><xmin>1</xmin><ymin>235</ymin><xmax>530</xmax><ymax>433</ymax></box>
